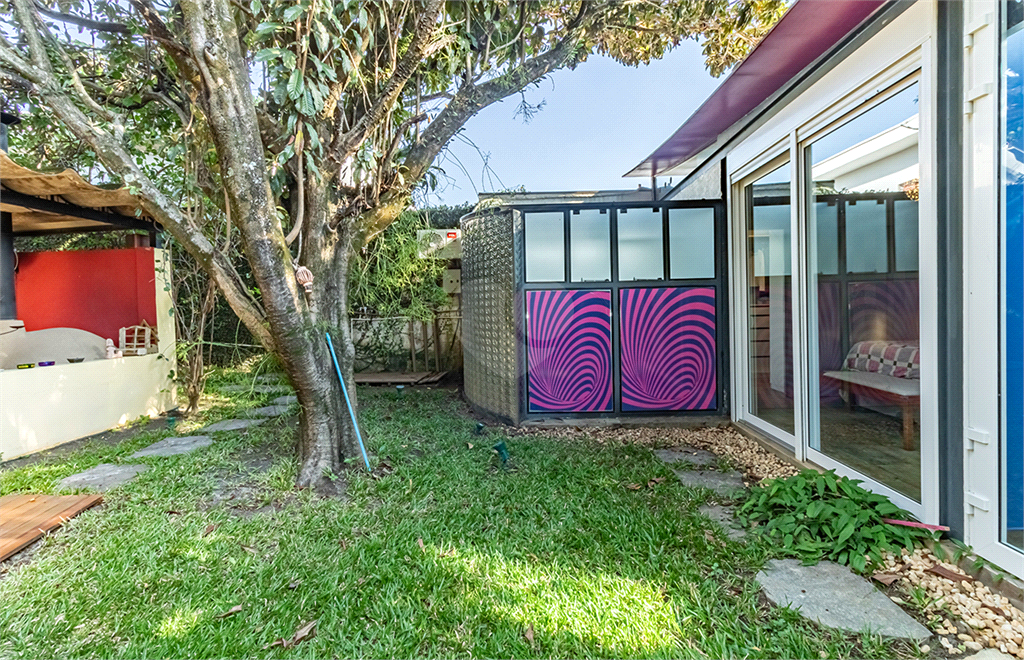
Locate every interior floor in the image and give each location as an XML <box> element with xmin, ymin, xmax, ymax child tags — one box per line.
<box><xmin>752</xmin><ymin>405</ymin><xmax>921</xmax><ymax>503</ymax></box>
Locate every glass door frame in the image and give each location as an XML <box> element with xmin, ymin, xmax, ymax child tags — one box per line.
<box><xmin>729</xmin><ymin>56</ymin><xmax>939</xmax><ymax>523</ymax></box>
<box><xmin>730</xmin><ymin>151</ymin><xmax>804</xmax><ymax>451</ymax></box>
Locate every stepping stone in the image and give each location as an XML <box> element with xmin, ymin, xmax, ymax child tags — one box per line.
<box><xmin>699</xmin><ymin>503</ymin><xmax>748</xmax><ymax>540</ymax></box>
<box><xmin>966</xmin><ymin>650</ymin><xmax>1016</xmax><ymax>660</ymax></box>
<box><xmin>246</xmin><ymin>405</ymin><xmax>291</xmax><ymax>418</ymax></box>
<box><xmin>271</xmin><ymin>395</ymin><xmax>298</xmax><ymax>406</ymax></box>
<box><xmin>756</xmin><ymin>558</ymin><xmax>932</xmax><ymax>641</ymax></box>
<box><xmin>654</xmin><ymin>446</ymin><xmax>719</xmax><ymax>468</ymax></box>
<box><xmin>220</xmin><ymin>384</ymin><xmax>292</xmax><ymax>394</ymax></box>
<box><xmin>673</xmin><ymin>468</ymin><xmax>746</xmax><ymax>497</ymax></box>
<box><xmin>130</xmin><ymin>435</ymin><xmax>213</xmax><ymax>458</ymax></box>
<box><xmin>58</xmin><ymin>463</ymin><xmax>147</xmax><ymax>492</ymax></box>
<box><xmin>200</xmin><ymin>418</ymin><xmax>266</xmax><ymax>433</ymax></box>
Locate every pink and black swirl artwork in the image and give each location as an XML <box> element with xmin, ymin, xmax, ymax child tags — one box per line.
<box><xmin>620</xmin><ymin>287</ymin><xmax>717</xmax><ymax>411</ymax></box>
<box><xmin>526</xmin><ymin>289</ymin><xmax>612</xmax><ymax>412</ymax></box>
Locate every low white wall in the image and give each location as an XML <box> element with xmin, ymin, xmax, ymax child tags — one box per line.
<box><xmin>0</xmin><ymin>353</ymin><xmax>176</xmax><ymax>460</ymax></box>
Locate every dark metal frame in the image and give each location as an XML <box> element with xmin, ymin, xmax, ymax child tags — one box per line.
<box><xmin>513</xmin><ymin>199</ymin><xmax>728</xmax><ymax>420</ymax></box>
<box><xmin>3</xmin><ymin>189</ymin><xmax>161</xmax><ymax>235</ymax></box>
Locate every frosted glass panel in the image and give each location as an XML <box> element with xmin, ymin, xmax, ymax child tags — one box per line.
<box><xmin>525</xmin><ymin>212</ymin><xmax>565</xmax><ymax>282</ymax></box>
<box><xmin>894</xmin><ymin>200</ymin><xmax>919</xmax><ymax>272</ymax></box>
<box><xmin>845</xmin><ymin>200</ymin><xmax>888</xmax><ymax>273</ymax></box>
<box><xmin>617</xmin><ymin>207</ymin><xmax>664</xmax><ymax>281</ymax></box>
<box><xmin>815</xmin><ymin>202</ymin><xmax>839</xmax><ymax>275</ymax></box>
<box><xmin>668</xmin><ymin>208</ymin><xmax>715</xmax><ymax>279</ymax></box>
<box><xmin>570</xmin><ymin>209</ymin><xmax>611</xmax><ymax>282</ymax></box>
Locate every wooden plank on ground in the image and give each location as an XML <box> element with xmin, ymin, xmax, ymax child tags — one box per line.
<box><xmin>414</xmin><ymin>371</ymin><xmax>449</xmax><ymax>385</ymax></box>
<box><xmin>0</xmin><ymin>493</ymin><xmax>103</xmax><ymax>561</ymax></box>
<box><xmin>354</xmin><ymin>372</ymin><xmax>432</xmax><ymax>385</ymax></box>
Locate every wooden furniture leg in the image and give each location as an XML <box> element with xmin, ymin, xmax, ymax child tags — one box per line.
<box><xmin>901</xmin><ymin>401</ymin><xmax>915</xmax><ymax>451</ymax></box>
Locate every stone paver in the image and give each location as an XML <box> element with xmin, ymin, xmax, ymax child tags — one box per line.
<box><xmin>58</xmin><ymin>463</ymin><xmax>148</xmax><ymax>492</ymax></box>
<box><xmin>699</xmin><ymin>503</ymin><xmax>748</xmax><ymax>540</ymax></box>
<box><xmin>200</xmin><ymin>418</ymin><xmax>266</xmax><ymax>433</ymax></box>
<box><xmin>756</xmin><ymin>558</ymin><xmax>932</xmax><ymax>641</ymax></box>
<box><xmin>966</xmin><ymin>650</ymin><xmax>1015</xmax><ymax>660</ymax></box>
<box><xmin>220</xmin><ymin>384</ymin><xmax>292</xmax><ymax>394</ymax></box>
<box><xmin>247</xmin><ymin>405</ymin><xmax>292</xmax><ymax>418</ymax></box>
<box><xmin>654</xmin><ymin>446</ymin><xmax>719</xmax><ymax>468</ymax></box>
<box><xmin>271</xmin><ymin>395</ymin><xmax>298</xmax><ymax>406</ymax></box>
<box><xmin>673</xmin><ymin>468</ymin><xmax>746</xmax><ymax>497</ymax></box>
<box><xmin>130</xmin><ymin>435</ymin><xmax>213</xmax><ymax>458</ymax></box>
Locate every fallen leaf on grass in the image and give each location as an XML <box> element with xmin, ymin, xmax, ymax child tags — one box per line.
<box><xmin>165</xmin><ymin>510</ymin><xmax>181</xmax><ymax>515</ymax></box>
<box><xmin>202</xmin><ymin>524</ymin><xmax>219</xmax><ymax>537</ymax></box>
<box><xmin>339</xmin><ymin>538</ymin><xmax>348</xmax><ymax>550</ymax></box>
<box><xmin>647</xmin><ymin>477</ymin><xmax>667</xmax><ymax>488</ymax></box>
<box><xmin>417</xmin><ymin>538</ymin><xmax>426</xmax><ymax>552</ymax></box>
<box><xmin>288</xmin><ymin>580</ymin><xmax>301</xmax><ymax>590</ymax></box>
<box><xmin>871</xmin><ymin>572</ymin><xmax>901</xmax><ymax>586</ymax></box>
<box><xmin>926</xmin><ymin>564</ymin><xmax>973</xmax><ymax>583</ymax></box>
<box><xmin>524</xmin><ymin>623</ymin><xmax>534</xmax><ymax>644</ymax></box>
<box><xmin>241</xmin><ymin>545</ymin><xmax>258</xmax><ymax>555</ymax></box>
<box><xmin>703</xmin><ymin>530</ymin><xmax>717</xmax><ymax>544</ymax></box>
<box><xmin>215</xmin><ymin>604</ymin><xmax>242</xmax><ymax>619</ymax></box>
<box><xmin>467</xmin><ymin>443</ymin><xmax>474</xmax><ymax>449</ymax></box>
<box><xmin>263</xmin><ymin>620</ymin><xmax>317</xmax><ymax>650</ymax></box>
<box><xmin>625</xmin><ymin>483</ymin><xmax>642</xmax><ymax>491</ymax></box>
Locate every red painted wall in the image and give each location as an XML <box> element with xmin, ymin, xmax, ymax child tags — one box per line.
<box><xmin>14</xmin><ymin>248</ymin><xmax>158</xmax><ymax>342</ymax></box>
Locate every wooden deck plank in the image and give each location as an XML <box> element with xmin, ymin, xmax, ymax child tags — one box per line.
<box><xmin>0</xmin><ymin>494</ymin><xmax>102</xmax><ymax>561</ymax></box>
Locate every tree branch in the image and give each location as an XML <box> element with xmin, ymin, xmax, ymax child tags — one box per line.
<box><xmin>328</xmin><ymin>0</ymin><xmax>442</xmax><ymax>169</ymax></box>
<box><xmin>33</xmin><ymin>1</ymin><xmax>131</xmax><ymax>34</ymax></box>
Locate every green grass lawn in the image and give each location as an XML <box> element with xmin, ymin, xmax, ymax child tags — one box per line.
<box><xmin>0</xmin><ymin>372</ymin><xmax>917</xmax><ymax>659</ymax></box>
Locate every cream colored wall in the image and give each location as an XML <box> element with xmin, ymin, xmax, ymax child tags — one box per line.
<box><xmin>0</xmin><ymin>353</ymin><xmax>175</xmax><ymax>459</ymax></box>
<box><xmin>0</xmin><ymin>248</ymin><xmax>177</xmax><ymax>460</ymax></box>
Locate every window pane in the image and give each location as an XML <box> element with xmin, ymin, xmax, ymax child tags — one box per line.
<box><xmin>746</xmin><ymin>162</ymin><xmax>794</xmax><ymax>435</ymax></box>
<box><xmin>894</xmin><ymin>199</ymin><xmax>919</xmax><ymax>272</ymax></box>
<box><xmin>668</xmin><ymin>208</ymin><xmax>715</xmax><ymax>279</ymax></box>
<box><xmin>1001</xmin><ymin>2</ymin><xmax>1023</xmax><ymax>552</ymax></box>
<box><xmin>807</xmin><ymin>82</ymin><xmax>921</xmax><ymax>503</ymax></box>
<box><xmin>617</xmin><ymin>207</ymin><xmax>664</xmax><ymax>281</ymax></box>
<box><xmin>570</xmin><ymin>209</ymin><xmax>610</xmax><ymax>282</ymax></box>
<box><xmin>815</xmin><ymin>202</ymin><xmax>839</xmax><ymax>275</ymax></box>
<box><xmin>845</xmin><ymin>199</ymin><xmax>888</xmax><ymax>273</ymax></box>
<box><xmin>524</xmin><ymin>212</ymin><xmax>565</xmax><ymax>282</ymax></box>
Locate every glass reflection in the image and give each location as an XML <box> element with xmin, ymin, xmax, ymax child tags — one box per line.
<box><xmin>525</xmin><ymin>212</ymin><xmax>565</xmax><ymax>282</ymax></box>
<box><xmin>570</xmin><ymin>209</ymin><xmax>611</xmax><ymax>282</ymax></box>
<box><xmin>746</xmin><ymin>163</ymin><xmax>795</xmax><ymax>434</ymax></box>
<box><xmin>807</xmin><ymin>82</ymin><xmax>922</xmax><ymax>501</ymax></box>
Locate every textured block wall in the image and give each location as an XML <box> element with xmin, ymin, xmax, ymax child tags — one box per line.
<box><xmin>461</xmin><ymin>209</ymin><xmax>520</xmax><ymax>423</ymax></box>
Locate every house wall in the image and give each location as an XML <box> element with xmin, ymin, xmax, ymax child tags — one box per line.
<box><xmin>0</xmin><ymin>248</ymin><xmax>176</xmax><ymax>460</ymax></box>
<box><xmin>14</xmin><ymin>247</ymin><xmax>159</xmax><ymax>343</ymax></box>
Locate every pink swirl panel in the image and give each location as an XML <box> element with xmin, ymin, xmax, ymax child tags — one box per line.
<box><xmin>526</xmin><ymin>290</ymin><xmax>613</xmax><ymax>412</ymax></box>
<box><xmin>620</xmin><ymin>287</ymin><xmax>717</xmax><ymax>411</ymax></box>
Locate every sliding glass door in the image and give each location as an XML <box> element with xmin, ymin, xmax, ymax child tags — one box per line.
<box><xmin>805</xmin><ymin>82</ymin><xmax>923</xmax><ymax>505</ymax></box>
<box><xmin>734</xmin><ymin>74</ymin><xmax>932</xmax><ymax>518</ymax></box>
<box><xmin>741</xmin><ymin>161</ymin><xmax>796</xmax><ymax>439</ymax></box>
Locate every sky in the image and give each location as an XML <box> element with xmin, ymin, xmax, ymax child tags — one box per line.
<box><xmin>420</xmin><ymin>39</ymin><xmax>726</xmax><ymax>207</ymax></box>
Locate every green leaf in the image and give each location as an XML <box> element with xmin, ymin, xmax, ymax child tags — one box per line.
<box><xmin>283</xmin><ymin>4</ymin><xmax>305</xmax><ymax>22</ymax></box>
<box><xmin>287</xmin><ymin>68</ymin><xmax>305</xmax><ymax>99</ymax></box>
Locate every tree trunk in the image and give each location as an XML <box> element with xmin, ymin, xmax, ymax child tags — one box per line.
<box><xmin>285</xmin><ymin>179</ymin><xmax>363</xmax><ymax>495</ymax></box>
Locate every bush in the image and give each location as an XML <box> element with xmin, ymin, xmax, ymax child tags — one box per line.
<box><xmin>737</xmin><ymin>470</ymin><xmax>935</xmax><ymax>573</ymax></box>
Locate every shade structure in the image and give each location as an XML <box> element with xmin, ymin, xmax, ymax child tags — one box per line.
<box><xmin>625</xmin><ymin>0</ymin><xmax>886</xmax><ymax>179</ymax></box>
<box><xmin>0</xmin><ymin>151</ymin><xmax>157</xmax><ymax>235</ymax></box>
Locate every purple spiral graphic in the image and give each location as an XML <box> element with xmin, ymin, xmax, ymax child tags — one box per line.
<box><xmin>849</xmin><ymin>280</ymin><xmax>920</xmax><ymax>344</ymax></box>
<box><xmin>620</xmin><ymin>287</ymin><xmax>717</xmax><ymax>411</ymax></box>
<box><xmin>526</xmin><ymin>290</ymin><xmax>612</xmax><ymax>412</ymax></box>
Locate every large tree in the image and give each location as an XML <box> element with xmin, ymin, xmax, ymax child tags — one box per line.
<box><xmin>0</xmin><ymin>0</ymin><xmax>784</xmax><ymax>493</ymax></box>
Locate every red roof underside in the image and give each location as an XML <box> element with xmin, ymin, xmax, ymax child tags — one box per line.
<box><xmin>627</xmin><ymin>0</ymin><xmax>887</xmax><ymax>178</ymax></box>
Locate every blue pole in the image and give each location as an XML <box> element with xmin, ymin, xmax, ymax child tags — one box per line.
<box><xmin>325</xmin><ymin>331</ymin><xmax>371</xmax><ymax>471</ymax></box>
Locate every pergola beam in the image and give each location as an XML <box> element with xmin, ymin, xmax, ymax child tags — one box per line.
<box><xmin>1</xmin><ymin>189</ymin><xmax>160</xmax><ymax>234</ymax></box>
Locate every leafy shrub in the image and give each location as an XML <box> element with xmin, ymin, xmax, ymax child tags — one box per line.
<box><xmin>737</xmin><ymin>470</ymin><xmax>934</xmax><ymax>573</ymax></box>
